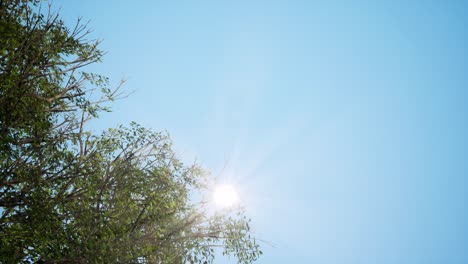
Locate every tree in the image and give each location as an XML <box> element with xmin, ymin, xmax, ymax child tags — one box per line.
<box><xmin>0</xmin><ymin>1</ymin><xmax>262</xmax><ymax>263</ymax></box>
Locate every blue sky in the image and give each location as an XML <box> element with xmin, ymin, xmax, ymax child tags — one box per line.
<box><xmin>58</xmin><ymin>1</ymin><xmax>468</xmax><ymax>263</ymax></box>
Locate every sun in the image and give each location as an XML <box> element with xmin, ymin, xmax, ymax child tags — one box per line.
<box><xmin>213</xmin><ymin>184</ymin><xmax>239</xmax><ymax>207</ymax></box>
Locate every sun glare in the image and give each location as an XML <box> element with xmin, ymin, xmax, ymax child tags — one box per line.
<box><xmin>214</xmin><ymin>184</ymin><xmax>239</xmax><ymax>208</ymax></box>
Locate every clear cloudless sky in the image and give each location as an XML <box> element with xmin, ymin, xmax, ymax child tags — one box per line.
<box><xmin>56</xmin><ymin>0</ymin><xmax>468</xmax><ymax>263</ymax></box>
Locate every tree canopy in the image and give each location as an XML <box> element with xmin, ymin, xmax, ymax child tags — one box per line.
<box><xmin>0</xmin><ymin>1</ymin><xmax>261</xmax><ymax>263</ymax></box>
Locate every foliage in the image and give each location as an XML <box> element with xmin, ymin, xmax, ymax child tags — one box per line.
<box><xmin>0</xmin><ymin>1</ymin><xmax>261</xmax><ymax>263</ymax></box>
